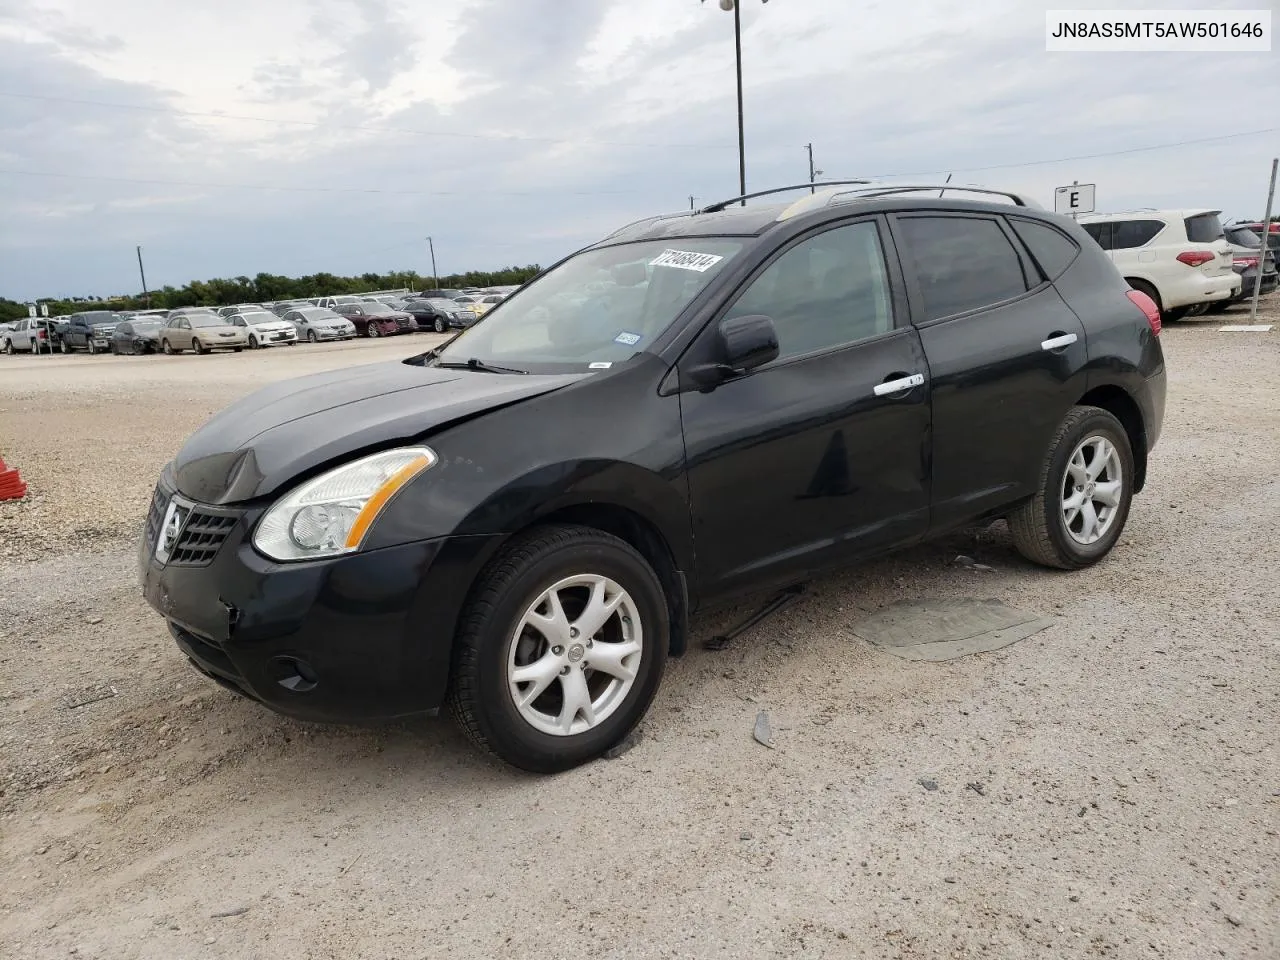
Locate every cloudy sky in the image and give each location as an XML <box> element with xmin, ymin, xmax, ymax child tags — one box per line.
<box><xmin>0</xmin><ymin>0</ymin><xmax>1277</xmax><ymax>299</ymax></box>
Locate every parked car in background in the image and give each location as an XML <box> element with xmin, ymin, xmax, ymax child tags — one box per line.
<box><xmin>58</xmin><ymin>311</ymin><xmax>123</xmax><ymax>354</ymax></box>
<box><xmin>3</xmin><ymin>318</ymin><xmax>59</xmax><ymax>354</ymax></box>
<box><xmin>452</xmin><ymin>295</ymin><xmax>490</xmax><ymax>316</ymax></box>
<box><xmin>283</xmin><ymin>307</ymin><xmax>357</xmax><ymax>343</ymax></box>
<box><xmin>138</xmin><ymin>183</ymin><xmax>1166</xmax><ymax>772</ymax></box>
<box><xmin>312</xmin><ymin>295</ymin><xmax>365</xmax><ymax>310</ymax></box>
<box><xmin>218</xmin><ymin>304</ymin><xmax>266</xmax><ymax>318</ymax></box>
<box><xmin>334</xmin><ymin>302</ymin><xmax>415</xmax><ymax>337</ymax></box>
<box><xmin>110</xmin><ymin>318</ymin><xmax>165</xmax><ymax>354</ymax></box>
<box><xmin>1216</xmin><ymin>226</ymin><xmax>1278</xmax><ymax>309</ymax></box>
<box><xmin>1230</xmin><ymin>220</ymin><xmax>1280</xmax><ymax>262</ymax></box>
<box><xmin>268</xmin><ymin>300</ymin><xmax>312</xmax><ymax>318</ymax></box>
<box><xmin>402</xmin><ymin>298</ymin><xmax>478</xmax><ymax>332</ymax></box>
<box><xmin>1078</xmin><ymin>209</ymin><xmax>1239</xmax><ymax>320</ymax></box>
<box><xmin>414</xmin><ymin>288</ymin><xmax>464</xmax><ymax>301</ymax></box>
<box><xmin>166</xmin><ymin>308</ymin><xmax>222</xmax><ymax>322</ymax></box>
<box><xmin>160</xmin><ymin>314</ymin><xmax>248</xmax><ymax>354</ymax></box>
<box><xmin>228</xmin><ymin>310</ymin><xmax>299</xmax><ymax>348</ymax></box>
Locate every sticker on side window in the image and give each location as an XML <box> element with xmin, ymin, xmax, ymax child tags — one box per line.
<box><xmin>648</xmin><ymin>249</ymin><xmax>724</xmax><ymax>272</ymax></box>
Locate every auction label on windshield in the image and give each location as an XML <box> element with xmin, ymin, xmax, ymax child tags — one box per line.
<box><xmin>649</xmin><ymin>249</ymin><xmax>724</xmax><ymax>272</ymax></box>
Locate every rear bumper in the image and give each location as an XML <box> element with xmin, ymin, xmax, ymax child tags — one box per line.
<box><xmin>1226</xmin><ymin>270</ymin><xmax>1278</xmax><ymax>301</ymax></box>
<box><xmin>1163</xmin><ymin>271</ymin><xmax>1241</xmax><ymax>308</ymax></box>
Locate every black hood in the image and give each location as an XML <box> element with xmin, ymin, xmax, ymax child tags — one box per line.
<box><xmin>172</xmin><ymin>360</ymin><xmax>584</xmax><ymax>504</ymax></box>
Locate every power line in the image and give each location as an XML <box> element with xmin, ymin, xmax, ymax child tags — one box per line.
<box><xmin>0</xmin><ymin>167</ymin><xmax>645</xmax><ymax>197</ymax></box>
<box><xmin>0</xmin><ymin>91</ymin><xmax>730</xmax><ymax>151</ymax></box>
<box><xmin>852</xmin><ymin>127</ymin><xmax>1280</xmax><ymax>179</ymax></box>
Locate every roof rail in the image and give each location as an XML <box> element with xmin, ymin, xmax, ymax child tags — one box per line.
<box><xmin>600</xmin><ymin>211</ymin><xmax>694</xmax><ymax>241</ymax></box>
<box><xmin>820</xmin><ymin>183</ymin><xmax>1044</xmax><ymax>209</ymax></box>
<box><xmin>698</xmin><ymin>180</ymin><xmax>872</xmax><ymax>214</ymax></box>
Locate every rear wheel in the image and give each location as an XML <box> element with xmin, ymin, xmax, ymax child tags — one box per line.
<box><xmin>449</xmin><ymin>525</ymin><xmax>668</xmax><ymax>773</ymax></box>
<box><xmin>1009</xmin><ymin>406</ymin><xmax>1134</xmax><ymax>570</ymax></box>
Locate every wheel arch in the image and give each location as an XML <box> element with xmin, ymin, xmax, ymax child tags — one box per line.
<box><xmin>1076</xmin><ymin>384</ymin><xmax>1147</xmax><ymax>492</ymax></box>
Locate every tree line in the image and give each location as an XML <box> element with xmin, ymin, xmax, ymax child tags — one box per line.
<box><xmin>0</xmin><ymin>265</ymin><xmax>542</xmax><ymax>323</ymax></box>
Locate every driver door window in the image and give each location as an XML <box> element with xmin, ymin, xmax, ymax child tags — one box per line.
<box><xmin>725</xmin><ymin>220</ymin><xmax>894</xmax><ymax>362</ymax></box>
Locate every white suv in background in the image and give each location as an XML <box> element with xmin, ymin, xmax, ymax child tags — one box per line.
<box><xmin>1077</xmin><ymin>209</ymin><xmax>1239</xmax><ymax>320</ymax></box>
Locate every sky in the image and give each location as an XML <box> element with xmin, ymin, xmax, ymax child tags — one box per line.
<box><xmin>0</xmin><ymin>0</ymin><xmax>1277</xmax><ymax>300</ymax></box>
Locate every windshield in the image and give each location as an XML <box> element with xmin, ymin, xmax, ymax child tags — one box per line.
<box><xmin>240</xmin><ymin>311</ymin><xmax>277</xmax><ymax>323</ymax></box>
<box><xmin>300</xmin><ymin>308</ymin><xmax>341</xmax><ymax>320</ymax></box>
<box><xmin>133</xmin><ymin>320</ymin><xmax>162</xmax><ymax>331</ymax></box>
<box><xmin>427</xmin><ymin>299</ymin><xmax>460</xmax><ymax>310</ymax></box>
<box><xmin>190</xmin><ymin>315</ymin><xmax>226</xmax><ymax>328</ymax></box>
<box><xmin>435</xmin><ymin>239</ymin><xmax>743</xmax><ymax>370</ymax></box>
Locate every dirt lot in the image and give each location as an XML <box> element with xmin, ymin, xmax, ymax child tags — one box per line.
<box><xmin>1</xmin><ymin>310</ymin><xmax>1277</xmax><ymax>960</ymax></box>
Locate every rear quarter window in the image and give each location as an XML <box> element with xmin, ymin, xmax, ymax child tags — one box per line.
<box><xmin>1184</xmin><ymin>213</ymin><xmax>1223</xmax><ymax>243</ymax></box>
<box><xmin>1009</xmin><ymin>218</ymin><xmax>1080</xmax><ymax>280</ymax></box>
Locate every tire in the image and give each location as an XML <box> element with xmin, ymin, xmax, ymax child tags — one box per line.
<box><xmin>307</xmin><ymin>330</ymin><xmax>318</xmax><ymax>343</ymax></box>
<box><xmin>233</xmin><ymin>347</ymin><xmax>243</xmax><ymax>352</ymax></box>
<box><xmin>162</xmin><ymin>339</ymin><xmax>174</xmax><ymax>355</ymax></box>
<box><xmin>61</xmin><ymin>339</ymin><xmax>70</xmax><ymax>354</ymax></box>
<box><xmin>108</xmin><ymin>341</ymin><xmax>117</xmax><ymax>355</ymax></box>
<box><xmin>367</xmin><ymin>324</ymin><xmax>380</xmax><ymax>339</ymax></box>
<box><xmin>192</xmin><ymin>339</ymin><xmax>205</xmax><ymax>355</ymax></box>
<box><xmin>449</xmin><ymin>524</ymin><xmax>668</xmax><ymax>773</ymax></box>
<box><xmin>3</xmin><ymin>340</ymin><xmax>12</xmax><ymax>355</ymax></box>
<box><xmin>434</xmin><ymin>316</ymin><xmax>447</xmax><ymax>334</ymax></box>
<box><xmin>1009</xmin><ymin>406</ymin><xmax>1135</xmax><ymax>570</ymax></box>
<box><xmin>1204</xmin><ymin>300</ymin><xmax>1232</xmax><ymax>315</ymax></box>
<box><xmin>87</xmin><ymin>340</ymin><xmax>97</xmax><ymax>355</ymax></box>
<box><xmin>248</xmin><ymin>336</ymin><xmax>259</xmax><ymax>349</ymax></box>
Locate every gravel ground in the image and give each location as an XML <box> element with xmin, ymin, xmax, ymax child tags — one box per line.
<box><xmin>1</xmin><ymin>307</ymin><xmax>1277</xmax><ymax>960</ymax></box>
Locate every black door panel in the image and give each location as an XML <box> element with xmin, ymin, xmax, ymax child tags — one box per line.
<box><xmin>680</xmin><ymin>328</ymin><xmax>930</xmax><ymax>597</ymax></box>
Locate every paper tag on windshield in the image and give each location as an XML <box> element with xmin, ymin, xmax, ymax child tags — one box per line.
<box><xmin>613</xmin><ymin>331</ymin><xmax>641</xmax><ymax>346</ymax></box>
<box><xmin>589</xmin><ymin>361</ymin><xmax>613</xmax><ymax>369</ymax></box>
<box><xmin>649</xmin><ymin>248</ymin><xmax>724</xmax><ymax>272</ymax></box>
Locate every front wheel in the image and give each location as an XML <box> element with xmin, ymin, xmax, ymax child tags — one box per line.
<box><xmin>308</xmin><ymin>330</ymin><xmax>318</xmax><ymax>343</ymax></box>
<box><xmin>61</xmin><ymin>340</ymin><xmax>70</xmax><ymax>354</ymax></box>
<box><xmin>367</xmin><ymin>324</ymin><xmax>380</xmax><ymax>339</ymax></box>
<box><xmin>449</xmin><ymin>525</ymin><xmax>668</xmax><ymax>773</ymax></box>
<box><xmin>248</xmin><ymin>336</ymin><xmax>259</xmax><ymax>349</ymax></box>
<box><xmin>1009</xmin><ymin>406</ymin><xmax>1135</xmax><ymax>570</ymax></box>
<box><xmin>3</xmin><ymin>340</ymin><xmax>12</xmax><ymax>355</ymax></box>
<box><xmin>87</xmin><ymin>340</ymin><xmax>97</xmax><ymax>355</ymax></box>
<box><xmin>192</xmin><ymin>339</ymin><xmax>205</xmax><ymax>355</ymax></box>
<box><xmin>433</xmin><ymin>316</ymin><xmax>447</xmax><ymax>333</ymax></box>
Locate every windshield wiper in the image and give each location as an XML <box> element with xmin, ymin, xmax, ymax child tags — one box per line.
<box><xmin>434</xmin><ymin>357</ymin><xmax>528</xmax><ymax>375</ymax></box>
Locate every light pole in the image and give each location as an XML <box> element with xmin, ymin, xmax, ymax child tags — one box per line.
<box><xmin>426</xmin><ymin>236</ymin><xmax>439</xmax><ymax>289</ymax></box>
<box><xmin>805</xmin><ymin>143</ymin><xmax>823</xmax><ymax>194</ymax></box>
<box><xmin>704</xmin><ymin>0</ymin><xmax>767</xmax><ymax>205</ymax></box>
<box><xmin>136</xmin><ymin>245</ymin><xmax>150</xmax><ymax>307</ymax></box>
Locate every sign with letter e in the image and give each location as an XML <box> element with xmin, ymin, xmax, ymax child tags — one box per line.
<box><xmin>1055</xmin><ymin>183</ymin><xmax>1096</xmax><ymax>215</ymax></box>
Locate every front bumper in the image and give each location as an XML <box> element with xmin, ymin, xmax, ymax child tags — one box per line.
<box><xmin>137</xmin><ymin>483</ymin><xmax>502</xmax><ymax>722</ymax></box>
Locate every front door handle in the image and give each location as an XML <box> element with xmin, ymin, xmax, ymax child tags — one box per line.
<box><xmin>873</xmin><ymin>373</ymin><xmax>925</xmax><ymax>397</ymax></box>
<box><xmin>1040</xmin><ymin>332</ymin><xmax>1078</xmax><ymax>351</ymax></box>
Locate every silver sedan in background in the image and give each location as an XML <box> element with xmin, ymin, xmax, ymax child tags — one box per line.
<box><xmin>283</xmin><ymin>307</ymin><xmax>358</xmax><ymax>343</ymax></box>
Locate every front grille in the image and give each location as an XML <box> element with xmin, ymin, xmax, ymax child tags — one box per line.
<box><xmin>168</xmin><ymin>509</ymin><xmax>238</xmax><ymax>567</ymax></box>
<box><xmin>145</xmin><ymin>485</ymin><xmax>166</xmax><ymax>548</ymax></box>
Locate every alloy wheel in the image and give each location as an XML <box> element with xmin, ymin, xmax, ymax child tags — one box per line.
<box><xmin>506</xmin><ymin>574</ymin><xmax>643</xmax><ymax>737</ymax></box>
<box><xmin>1061</xmin><ymin>435</ymin><xmax>1124</xmax><ymax>545</ymax></box>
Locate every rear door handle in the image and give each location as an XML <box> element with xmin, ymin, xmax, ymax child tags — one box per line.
<box><xmin>873</xmin><ymin>373</ymin><xmax>925</xmax><ymax>397</ymax></box>
<box><xmin>1040</xmin><ymin>333</ymin><xmax>1078</xmax><ymax>351</ymax></box>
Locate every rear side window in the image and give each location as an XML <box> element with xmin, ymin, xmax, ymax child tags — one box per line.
<box><xmin>1082</xmin><ymin>222</ymin><xmax>1111</xmax><ymax>249</ymax></box>
<box><xmin>1009</xmin><ymin>219</ymin><xmax>1079</xmax><ymax>280</ymax></box>
<box><xmin>896</xmin><ymin>216</ymin><xmax>1030</xmax><ymax>321</ymax></box>
<box><xmin>1185</xmin><ymin>213</ymin><xmax>1223</xmax><ymax>243</ymax></box>
<box><xmin>1111</xmin><ymin>219</ymin><xmax>1164</xmax><ymax>249</ymax></box>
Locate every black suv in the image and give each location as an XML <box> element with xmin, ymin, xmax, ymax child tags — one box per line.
<box><xmin>139</xmin><ymin>183</ymin><xmax>1166</xmax><ymax>772</ymax></box>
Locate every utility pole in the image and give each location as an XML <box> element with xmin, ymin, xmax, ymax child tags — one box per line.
<box><xmin>733</xmin><ymin>0</ymin><xmax>745</xmax><ymax>205</ymax></box>
<box><xmin>136</xmin><ymin>245</ymin><xmax>150</xmax><ymax>307</ymax></box>
<box><xmin>689</xmin><ymin>195</ymin><xmax>697</xmax><ymax>211</ymax></box>
<box><xmin>1249</xmin><ymin>157</ymin><xmax>1278</xmax><ymax>324</ymax></box>
<box><xmin>427</xmin><ymin>236</ymin><xmax>439</xmax><ymax>289</ymax></box>
<box><xmin>806</xmin><ymin>143</ymin><xmax>815</xmax><ymax>193</ymax></box>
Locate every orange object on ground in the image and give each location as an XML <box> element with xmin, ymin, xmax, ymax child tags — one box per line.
<box><xmin>0</xmin><ymin>456</ymin><xmax>28</xmax><ymax>501</ymax></box>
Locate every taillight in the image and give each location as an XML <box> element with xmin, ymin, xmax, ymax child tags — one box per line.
<box><xmin>1233</xmin><ymin>256</ymin><xmax>1259</xmax><ymax>270</ymax></box>
<box><xmin>1176</xmin><ymin>250</ymin><xmax>1215</xmax><ymax>267</ymax></box>
<box><xmin>1126</xmin><ymin>289</ymin><xmax>1161</xmax><ymax>336</ymax></box>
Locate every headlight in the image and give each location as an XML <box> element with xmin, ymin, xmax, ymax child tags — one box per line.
<box><xmin>252</xmin><ymin>446</ymin><xmax>437</xmax><ymax>561</ymax></box>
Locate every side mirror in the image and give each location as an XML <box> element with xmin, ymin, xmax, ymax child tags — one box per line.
<box><xmin>686</xmin><ymin>314</ymin><xmax>779</xmax><ymax>390</ymax></box>
<box><xmin>718</xmin><ymin>314</ymin><xmax>779</xmax><ymax>372</ymax></box>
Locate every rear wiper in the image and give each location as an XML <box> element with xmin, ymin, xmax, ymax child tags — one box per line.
<box><xmin>434</xmin><ymin>357</ymin><xmax>527</xmax><ymax>375</ymax></box>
